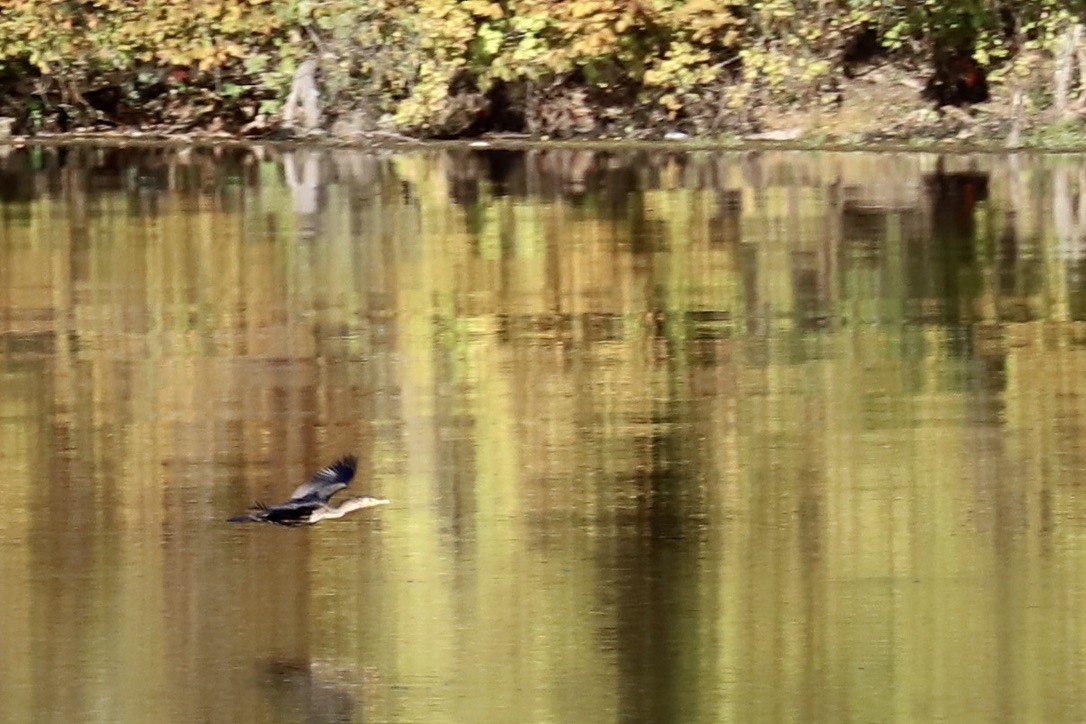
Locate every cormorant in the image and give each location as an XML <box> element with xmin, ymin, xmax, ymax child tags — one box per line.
<box><xmin>227</xmin><ymin>455</ymin><xmax>389</xmax><ymax>526</ymax></box>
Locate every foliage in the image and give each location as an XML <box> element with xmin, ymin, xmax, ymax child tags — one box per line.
<box><xmin>0</xmin><ymin>1</ymin><xmax>292</xmax><ymax>75</ymax></box>
<box><xmin>0</xmin><ymin>0</ymin><xmax>305</xmax><ymax>128</ymax></box>
<box><xmin>0</xmin><ymin>0</ymin><xmax>1083</xmax><ymax>135</ymax></box>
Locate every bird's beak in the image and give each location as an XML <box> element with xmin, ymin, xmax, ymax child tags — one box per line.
<box><xmin>362</xmin><ymin>498</ymin><xmax>391</xmax><ymax>508</ymax></box>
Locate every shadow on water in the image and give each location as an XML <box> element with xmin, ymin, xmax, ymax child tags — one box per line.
<box><xmin>258</xmin><ymin>658</ymin><xmax>363</xmax><ymax>724</ymax></box>
<box><xmin>4</xmin><ymin>144</ymin><xmax>1086</xmax><ymax>722</ymax></box>
<box><xmin>599</xmin><ymin>415</ymin><xmax>697</xmax><ymax>724</ymax></box>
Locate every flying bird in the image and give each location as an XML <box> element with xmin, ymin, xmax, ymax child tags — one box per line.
<box><xmin>227</xmin><ymin>455</ymin><xmax>389</xmax><ymax>526</ymax></box>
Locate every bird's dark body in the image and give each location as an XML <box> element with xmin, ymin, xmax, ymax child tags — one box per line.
<box><xmin>245</xmin><ymin>497</ymin><xmax>323</xmax><ymax>526</ymax></box>
<box><xmin>228</xmin><ymin>455</ymin><xmax>357</xmax><ymax>526</ymax></box>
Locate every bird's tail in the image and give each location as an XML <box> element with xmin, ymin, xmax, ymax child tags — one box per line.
<box><xmin>227</xmin><ymin>513</ymin><xmax>262</xmax><ymax>523</ymax></box>
<box><xmin>227</xmin><ymin>502</ymin><xmax>269</xmax><ymax>523</ymax></box>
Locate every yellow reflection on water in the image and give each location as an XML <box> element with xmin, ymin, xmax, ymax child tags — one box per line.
<box><xmin>1</xmin><ymin>146</ymin><xmax>1086</xmax><ymax>722</ymax></box>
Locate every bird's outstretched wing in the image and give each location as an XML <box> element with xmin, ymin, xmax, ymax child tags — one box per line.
<box><xmin>287</xmin><ymin>455</ymin><xmax>358</xmax><ymax>502</ymax></box>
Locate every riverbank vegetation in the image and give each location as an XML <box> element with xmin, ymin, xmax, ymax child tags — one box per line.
<box><xmin>0</xmin><ymin>0</ymin><xmax>1083</xmax><ymax>143</ymax></box>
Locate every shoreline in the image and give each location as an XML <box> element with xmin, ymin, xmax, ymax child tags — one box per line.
<box><xmin>0</xmin><ymin>129</ymin><xmax>1070</xmax><ymax>155</ymax></box>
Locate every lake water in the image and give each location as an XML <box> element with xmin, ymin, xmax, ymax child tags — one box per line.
<box><xmin>2</xmin><ymin>144</ymin><xmax>1086</xmax><ymax>723</ymax></box>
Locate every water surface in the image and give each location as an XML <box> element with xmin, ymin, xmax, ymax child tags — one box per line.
<box><xmin>2</xmin><ymin>145</ymin><xmax>1086</xmax><ymax>722</ymax></box>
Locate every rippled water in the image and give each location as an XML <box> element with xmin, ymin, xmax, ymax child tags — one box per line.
<box><xmin>2</xmin><ymin>144</ymin><xmax>1086</xmax><ymax>722</ymax></box>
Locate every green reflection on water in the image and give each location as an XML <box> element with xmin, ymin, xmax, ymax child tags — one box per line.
<box><xmin>0</xmin><ymin>146</ymin><xmax>1085</xmax><ymax>723</ymax></box>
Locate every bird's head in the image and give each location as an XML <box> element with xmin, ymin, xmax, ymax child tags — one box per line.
<box><xmin>338</xmin><ymin>496</ymin><xmax>391</xmax><ymax>513</ymax></box>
